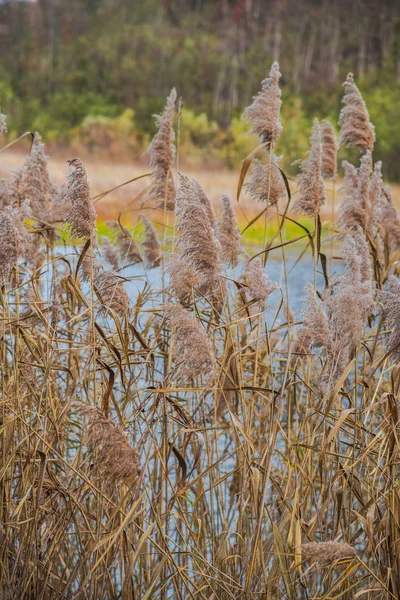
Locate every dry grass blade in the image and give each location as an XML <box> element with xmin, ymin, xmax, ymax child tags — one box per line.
<box><xmin>0</xmin><ymin>62</ymin><xmax>398</xmax><ymax>600</ymax></box>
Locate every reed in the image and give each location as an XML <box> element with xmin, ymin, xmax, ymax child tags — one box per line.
<box><xmin>0</xmin><ymin>64</ymin><xmax>399</xmax><ymax>600</ymax></box>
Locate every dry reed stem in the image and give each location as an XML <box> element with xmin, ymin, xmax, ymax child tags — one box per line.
<box><xmin>0</xmin><ymin>68</ymin><xmax>398</xmax><ymax>600</ymax></box>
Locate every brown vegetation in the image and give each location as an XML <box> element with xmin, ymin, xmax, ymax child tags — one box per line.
<box><xmin>0</xmin><ymin>66</ymin><xmax>399</xmax><ymax>600</ymax></box>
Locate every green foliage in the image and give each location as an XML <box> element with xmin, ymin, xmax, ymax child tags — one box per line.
<box><xmin>180</xmin><ymin>108</ymin><xmax>219</xmax><ymax>147</ymax></box>
<box><xmin>276</xmin><ymin>98</ymin><xmax>311</xmax><ymax>173</ymax></box>
<box><xmin>364</xmin><ymin>85</ymin><xmax>400</xmax><ymax>181</ymax></box>
<box><xmin>217</xmin><ymin>118</ymin><xmax>258</xmax><ymax>168</ymax></box>
<box><xmin>26</xmin><ymin>92</ymin><xmax>120</xmax><ymax>141</ymax></box>
<box><xmin>72</xmin><ymin>109</ymin><xmax>147</xmax><ymax>156</ymax></box>
<box><xmin>0</xmin><ymin>1</ymin><xmax>399</xmax><ymax>178</ymax></box>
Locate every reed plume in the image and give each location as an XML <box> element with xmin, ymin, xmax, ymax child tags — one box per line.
<box><xmin>368</xmin><ymin>161</ymin><xmax>386</xmax><ymax>265</ymax></box>
<box><xmin>1</xmin><ymin>59</ymin><xmax>398</xmax><ymax>600</ymax></box>
<box><xmin>341</xmin><ymin>161</ymin><xmax>359</xmax><ymax>196</ymax></box>
<box><xmin>337</xmin><ymin>152</ymin><xmax>371</xmax><ymax>232</ymax></box>
<box><xmin>0</xmin><ymin>113</ymin><xmax>7</xmax><ymax>135</ymax></box>
<box><xmin>94</xmin><ymin>269</ymin><xmax>130</xmax><ymax>317</ymax></box>
<box><xmin>339</xmin><ymin>73</ymin><xmax>375</xmax><ymax>152</ymax></box>
<box><xmin>292</xmin><ymin>282</ymin><xmax>329</xmax><ymax>355</ymax></box>
<box><xmin>382</xmin><ymin>276</ymin><xmax>400</xmax><ymax>362</ymax></box>
<box><xmin>76</xmin><ymin>404</ymin><xmax>141</xmax><ymax>484</ymax></box>
<box><xmin>141</xmin><ymin>216</ymin><xmax>162</xmax><ymax>268</ymax></box>
<box><xmin>244</xmin><ymin>61</ymin><xmax>282</xmax><ymax>145</ymax></box>
<box><xmin>168</xmin><ymin>252</ymin><xmax>196</xmax><ymax>303</ymax></box>
<box><xmin>301</xmin><ymin>542</ymin><xmax>357</xmax><ymax>564</ymax></box>
<box><xmin>18</xmin><ymin>136</ymin><xmax>52</xmax><ymax>222</ymax></box>
<box><xmin>0</xmin><ymin>207</ymin><xmax>20</xmax><ymax>278</ymax></box>
<box><xmin>106</xmin><ymin>221</ymin><xmax>142</xmax><ymax>266</ymax></box>
<box><xmin>283</xmin><ymin>300</ymin><xmax>295</xmax><ymax>324</ymax></box>
<box><xmin>176</xmin><ymin>172</ymin><xmax>220</xmax><ymax>291</ymax></box>
<box><xmin>294</xmin><ymin>230</ymin><xmax>374</xmax><ymax>388</ymax></box>
<box><xmin>146</xmin><ymin>88</ymin><xmax>177</xmax><ymax>210</ymax></box>
<box><xmin>327</xmin><ymin>230</ymin><xmax>374</xmax><ymax>384</ymax></box>
<box><xmin>193</xmin><ymin>178</ymin><xmax>216</xmax><ymax>228</ymax></box>
<box><xmin>0</xmin><ymin>134</ymin><xmax>56</xmax><ymax>221</ymax></box>
<box><xmin>325</xmin><ymin>230</ymin><xmax>374</xmax><ymax>345</ymax></box>
<box><xmin>50</xmin><ymin>184</ymin><xmax>69</xmax><ymax>223</ymax></box>
<box><xmin>50</xmin><ymin>298</ymin><xmax>62</xmax><ymax>333</ymax></box>
<box><xmin>14</xmin><ymin>200</ymin><xmax>33</xmax><ymax>261</ymax></box>
<box><xmin>102</xmin><ymin>236</ymin><xmax>120</xmax><ymax>271</ymax></box>
<box><xmin>381</xmin><ymin>186</ymin><xmax>400</xmax><ymax>254</ymax></box>
<box><xmin>245</xmin><ymin>258</ymin><xmax>278</xmax><ymax>312</ymax></box>
<box><xmin>80</xmin><ymin>244</ymin><xmax>101</xmax><ymax>283</ymax></box>
<box><xmin>217</xmin><ymin>195</ymin><xmax>242</xmax><ymax>266</ymax></box>
<box><xmin>174</xmin><ymin>175</ymin><xmax>215</xmax><ymax>228</ymax></box>
<box><xmin>65</xmin><ymin>158</ymin><xmax>96</xmax><ymax>241</ymax></box>
<box><xmin>292</xmin><ymin>119</ymin><xmax>325</xmax><ymax>217</ymax></box>
<box><xmin>165</xmin><ymin>303</ymin><xmax>216</xmax><ymax>383</ymax></box>
<box><xmin>321</xmin><ymin>120</ymin><xmax>337</xmax><ymax>179</ymax></box>
<box><xmin>245</xmin><ymin>155</ymin><xmax>286</xmax><ymax>206</ymax></box>
<box><xmin>0</xmin><ymin>169</ymin><xmax>23</xmax><ymax>209</ymax></box>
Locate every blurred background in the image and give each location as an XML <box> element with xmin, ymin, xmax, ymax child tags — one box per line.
<box><xmin>0</xmin><ymin>0</ymin><xmax>399</xmax><ymax>217</ymax></box>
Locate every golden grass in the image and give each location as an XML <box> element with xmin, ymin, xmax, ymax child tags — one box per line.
<box><xmin>1</xmin><ymin>138</ymin><xmax>400</xmax><ymax>599</ymax></box>
<box><xmin>2</xmin><ymin>147</ymin><xmax>399</xmax><ymax>224</ymax></box>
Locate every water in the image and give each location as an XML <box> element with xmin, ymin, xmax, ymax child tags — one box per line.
<box><xmin>113</xmin><ymin>251</ymin><xmax>345</xmax><ymax>314</ymax></box>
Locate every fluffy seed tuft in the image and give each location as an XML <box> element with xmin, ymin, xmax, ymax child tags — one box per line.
<box><xmin>244</xmin><ymin>62</ymin><xmax>283</xmax><ymax>145</ymax></box>
<box><xmin>165</xmin><ymin>303</ymin><xmax>216</xmax><ymax>383</ymax></box>
<box><xmin>339</xmin><ymin>73</ymin><xmax>375</xmax><ymax>152</ymax></box>
<box><xmin>141</xmin><ymin>216</ymin><xmax>162</xmax><ymax>268</ymax></box>
<box><xmin>292</xmin><ymin>119</ymin><xmax>325</xmax><ymax>217</ymax></box>
<box><xmin>76</xmin><ymin>404</ymin><xmax>141</xmax><ymax>484</ymax></box>
<box><xmin>301</xmin><ymin>541</ymin><xmax>357</xmax><ymax>564</ymax></box>
<box><xmin>146</xmin><ymin>88</ymin><xmax>177</xmax><ymax>210</ymax></box>
<box><xmin>321</xmin><ymin>120</ymin><xmax>338</xmax><ymax>179</ymax></box>
<box><xmin>217</xmin><ymin>195</ymin><xmax>242</xmax><ymax>267</ymax></box>
<box><xmin>244</xmin><ymin>258</ymin><xmax>278</xmax><ymax>313</ymax></box>
<box><xmin>65</xmin><ymin>158</ymin><xmax>96</xmax><ymax>241</ymax></box>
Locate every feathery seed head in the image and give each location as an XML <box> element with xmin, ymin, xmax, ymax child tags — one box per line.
<box><xmin>168</xmin><ymin>252</ymin><xmax>196</xmax><ymax>303</ymax></box>
<box><xmin>381</xmin><ymin>185</ymin><xmax>400</xmax><ymax>253</ymax></box>
<box><xmin>245</xmin><ymin>155</ymin><xmax>286</xmax><ymax>206</ymax></box>
<box><xmin>95</xmin><ymin>269</ymin><xmax>130</xmax><ymax>316</ymax></box>
<box><xmin>147</xmin><ymin>88</ymin><xmax>177</xmax><ymax>210</ymax></box>
<box><xmin>292</xmin><ymin>282</ymin><xmax>329</xmax><ymax>355</ymax></box>
<box><xmin>0</xmin><ymin>206</ymin><xmax>20</xmax><ymax>278</ymax></box>
<box><xmin>0</xmin><ymin>113</ymin><xmax>7</xmax><ymax>136</ymax></box>
<box><xmin>217</xmin><ymin>195</ymin><xmax>242</xmax><ymax>266</ymax></box>
<box><xmin>292</xmin><ymin>119</ymin><xmax>325</xmax><ymax>217</ymax></box>
<box><xmin>176</xmin><ymin>172</ymin><xmax>220</xmax><ymax>291</ymax></box>
<box><xmin>107</xmin><ymin>220</ymin><xmax>142</xmax><ymax>265</ymax></box>
<box><xmin>337</xmin><ymin>155</ymin><xmax>372</xmax><ymax>232</ymax></box>
<box><xmin>341</xmin><ymin>161</ymin><xmax>359</xmax><ymax>195</ymax></box>
<box><xmin>102</xmin><ymin>236</ymin><xmax>120</xmax><ymax>271</ymax></box>
<box><xmin>76</xmin><ymin>404</ymin><xmax>141</xmax><ymax>484</ymax></box>
<box><xmin>321</xmin><ymin>120</ymin><xmax>338</xmax><ymax>178</ymax></box>
<box><xmin>50</xmin><ymin>184</ymin><xmax>69</xmax><ymax>223</ymax></box>
<box><xmin>193</xmin><ymin>178</ymin><xmax>216</xmax><ymax>228</ymax></box>
<box><xmin>65</xmin><ymin>158</ymin><xmax>96</xmax><ymax>240</ymax></box>
<box><xmin>294</xmin><ymin>231</ymin><xmax>373</xmax><ymax>389</ymax></box>
<box><xmin>165</xmin><ymin>303</ymin><xmax>216</xmax><ymax>383</ymax></box>
<box><xmin>79</xmin><ymin>241</ymin><xmax>101</xmax><ymax>282</ymax></box>
<box><xmin>339</xmin><ymin>73</ymin><xmax>375</xmax><ymax>152</ymax></box>
<box><xmin>244</xmin><ymin>61</ymin><xmax>283</xmax><ymax>145</ymax></box>
<box><xmin>244</xmin><ymin>258</ymin><xmax>278</xmax><ymax>313</ymax></box>
<box><xmin>382</xmin><ymin>276</ymin><xmax>400</xmax><ymax>362</ymax></box>
<box><xmin>301</xmin><ymin>541</ymin><xmax>357</xmax><ymax>564</ymax></box>
<box><xmin>141</xmin><ymin>216</ymin><xmax>162</xmax><ymax>268</ymax></box>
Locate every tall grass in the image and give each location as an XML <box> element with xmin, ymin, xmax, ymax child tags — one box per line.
<box><xmin>0</xmin><ymin>67</ymin><xmax>399</xmax><ymax>600</ymax></box>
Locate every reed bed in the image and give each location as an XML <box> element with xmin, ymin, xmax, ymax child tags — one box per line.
<box><xmin>0</xmin><ymin>66</ymin><xmax>399</xmax><ymax>600</ymax></box>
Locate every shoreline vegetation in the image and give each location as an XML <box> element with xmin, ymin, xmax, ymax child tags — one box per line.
<box><xmin>1</xmin><ymin>60</ymin><xmax>400</xmax><ymax>599</ymax></box>
<box><xmin>1</xmin><ymin>1</ymin><xmax>400</xmax><ymax>180</ymax></box>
